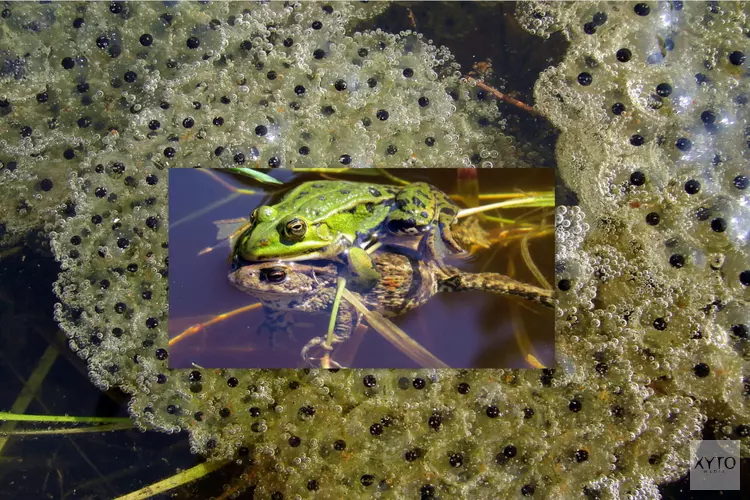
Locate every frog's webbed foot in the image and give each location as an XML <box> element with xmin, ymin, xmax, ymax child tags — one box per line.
<box><xmin>258</xmin><ymin>308</ymin><xmax>297</xmax><ymax>350</ymax></box>
<box><xmin>301</xmin><ymin>304</ymin><xmax>357</xmax><ymax>364</ymax></box>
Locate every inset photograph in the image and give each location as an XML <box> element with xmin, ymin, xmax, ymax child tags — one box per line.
<box><xmin>168</xmin><ymin>168</ymin><xmax>555</xmax><ymax>369</ymax></box>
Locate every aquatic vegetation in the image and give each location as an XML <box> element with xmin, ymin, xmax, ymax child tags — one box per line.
<box><xmin>0</xmin><ymin>1</ymin><xmax>747</xmax><ymax>498</ymax></box>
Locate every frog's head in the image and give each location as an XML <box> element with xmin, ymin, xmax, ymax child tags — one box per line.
<box><xmin>228</xmin><ymin>261</ymin><xmax>338</xmax><ymax>299</ymax></box>
<box><xmin>236</xmin><ymin>205</ymin><xmax>334</xmax><ymax>261</ymax></box>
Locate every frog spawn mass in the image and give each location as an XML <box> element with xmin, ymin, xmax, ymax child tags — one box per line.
<box><xmin>0</xmin><ymin>1</ymin><xmax>748</xmax><ymax>499</ymax></box>
<box><xmin>0</xmin><ymin>0</ymin><xmax>522</xmax><ymax>248</ymax></box>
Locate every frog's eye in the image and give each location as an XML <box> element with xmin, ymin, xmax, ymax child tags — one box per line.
<box><xmin>283</xmin><ymin>217</ymin><xmax>308</xmax><ymax>240</ymax></box>
<box><xmin>260</xmin><ymin>267</ymin><xmax>288</xmax><ymax>283</ymax></box>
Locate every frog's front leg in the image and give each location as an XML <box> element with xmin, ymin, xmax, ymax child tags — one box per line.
<box><xmin>257</xmin><ymin>307</ymin><xmax>297</xmax><ymax>350</ymax></box>
<box><xmin>344</xmin><ymin>246</ymin><xmax>380</xmax><ymax>290</ymax></box>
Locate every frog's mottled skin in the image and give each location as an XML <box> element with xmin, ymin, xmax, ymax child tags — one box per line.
<box><xmin>228</xmin><ymin>246</ymin><xmax>554</xmax><ymax>361</ymax></box>
<box><xmin>234</xmin><ymin>180</ymin><xmax>466</xmax><ymax>287</ymax></box>
<box><xmin>384</xmin><ymin>182</ymin><xmax>465</xmax><ymax>256</ymax></box>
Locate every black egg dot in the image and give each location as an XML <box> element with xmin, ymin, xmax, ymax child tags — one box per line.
<box><xmin>294</xmin><ymin>85</ymin><xmax>306</xmax><ymax>95</ymax></box>
<box><xmin>733</xmin><ymin>175</ymin><xmax>748</xmax><ymax>189</ymax></box>
<box><xmin>413</xmin><ymin>378</ymin><xmax>426</xmax><ymax>390</ymax></box>
<box><xmin>634</xmin><ymin>3</ymin><xmax>650</xmax><ymax>15</ymax></box>
<box><xmin>421</xmin><ymin>484</ymin><xmax>435</xmax><ymax>498</ymax></box>
<box><xmin>283</xmin><ymin>38</ymin><xmax>293</xmax><ymax>47</ymax></box>
<box><xmin>710</xmin><ymin>218</ymin><xmax>727</xmax><ymax>232</ymax></box>
<box><xmin>186</xmin><ymin>37</ymin><xmax>200</xmax><ymax>49</ymax></box>
<box><xmin>339</xmin><ymin>154</ymin><xmax>352</xmax><ymax>165</ymax></box>
<box><xmin>729</xmin><ymin>51</ymin><xmax>745</xmax><ymax>66</ymax></box>
<box><xmin>298</xmin><ymin>146</ymin><xmax>310</xmax><ymax>156</ymax></box>
<box><xmin>611</xmin><ymin>102</ymin><xmax>625</xmax><ymax>115</ymax></box>
<box><xmin>219</xmin><ymin>407</ymin><xmax>231</xmax><ymax>418</ymax></box>
<box><xmin>313</xmin><ymin>49</ymin><xmax>325</xmax><ymax>59</ymax></box>
<box><xmin>684</xmin><ymin>179</ymin><xmax>700</xmax><ymax>194</ymax></box>
<box><xmin>94</xmin><ymin>187</ymin><xmax>107</xmax><ymax>198</ymax></box>
<box><xmin>321</xmin><ymin>105</ymin><xmax>335</xmax><ymax>115</ymax></box>
<box><xmin>669</xmin><ymin>254</ymin><xmax>685</xmax><ymax>268</ymax></box>
<box><xmin>694</xmin><ymin>363</ymin><xmax>710</xmax><ymax>378</ymax></box>
<box><xmin>234</xmin><ymin>153</ymin><xmax>245</xmax><ymax>165</ymax></box>
<box><xmin>630</xmin><ymin>171</ymin><xmax>646</xmax><ymax>186</ymax></box>
<box><xmin>457</xmin><ymin>382</ymin><xmax>470</xmax><ymax>394</ymax></box>
<box><xmin>240</xmin><ymin>40</ymin><xmax>253</xmax><ymax>51</ymax></box>
<box><xmin>114</xmin><ymin>302</ymin><xmax>126</xmax><ymax>314</ymax></box>
<box><xmin>96</xmin><ymin>35</ymin><xmax>109</xmax><ymax>49</ymax></box>
<box><xmin>557</xmin><ymin>279</ymin><xmax>571</xmax><ymax>291</ymax></box>
<box><xmin>226</xmin><ymin>377</ymin><xmax>238</xmax><ymax>388</ymax></box>
<box><xmin>268</xmin><ymin>157</ymin><xmax>281</xmax><ymax>167</ymax></box>
<box><xmin>577</xmin><ymin>72</ymin><xmax>592</xmax><ymax>85</ymax></box>
<box><xmin>249</xmin><ymin>407</ymin><xmax>261</xmax><ymax>417</ymax></box>
<box><xmin>595</xmin><ymin>362</ymin><xmax>608</xmax><ymax>375</ymax></box>
<box><xmin>63</xmin><ymin>149</ymin><xmax>75</xmax><ymax>160</ymax></box>
<box><xmin>428</xmin><ymin>414</ymin><xmax>442</xmax><ymax>430</ymax></box>
<box><xmin>575</xmin><ymin>450</ymin><xmax>589</xmax><ymax>462</ymax></box>
<box><xmin>40</xmin><ymin>179</ymin><xmax>54</xmax><ymax>192</ymax></box>
<box><xmin>334</xmin><ymin>79</ymin><xmax>347</xmax><ymax>91</ymax></box>
<box><xmin>486</xmin><ymin>405</ymin><xmax>500</xmax><ymax>418</ymax></box>
<box><xmin>736</xmin><ymin>424</ymin><xmax>750</xmax><ymax>437</ymax></box>
<box><xmin>163</xmin><ymin>147</ymin><xmax>176</xmax><ymax>158</ymax></box>
<box><xmin>124</xmin><ymin>71</ymin><xmax>137</xmax><ymax>83</ymax></box>
<box><xmin>182</xmin><ymin>117</ymin><xmax>194</xmax><ymax>128</ymax></box>
<box><xmin>363</xmin><ymin>375</ymin><xmax>376</xmax><ymax>387</ymax></box>
<box><xmin>288</xmin><ymin>435</ymin><xmax>301</xmax><ymax>447</ymax></box>
<box><xmin>405</xmin><ymin>448</ymin><xmax>422</xmax><ymax>461</ymax></box>
<box><xmin>155</xmin><ymin>348</ymin><xmax>168</xmax><ymax>360</ymax></box>
<box><xmin>127</xmin><ymin>263</ymin><xmax>138</xmax><ymax>272</ymax></box>
<box><xmin>70</xmin><ymin>235</ymin><xmax>81</xmax><ymax>245</ymax></box>
<box><xmin>425</xmin><ymin>137</ymin><xmax>435</xmax><ymax>147</ymax></box>
<box><xmin>386</xmin><ymin>145</ymin><xmax>397</xmax><ymax>155</ymax></box>
<box><xmin>653</xmin><ymin>317</ymin><xmax>667</xmax><ymax>330</ymax></box>
<box><xmin>376</xmin><ymin>109</ymin><xmax>389</xmax><ymax>121</ymax></box>
<box><xmin>645</xmin><ymin>212</ymin><xmax>660</xmax><ymax>225</ymax></box>
<box><xmin>148</xmin><ymin>120</ymin><xmax>160</xmax><ymax>131</ymax></box>
<box><xmin>255</xmin><ymin>125</ymin><xmax>268</xmax><ymax>136</ymax></box>
<box><xmin>700</xmin><ymin>110</ymin><xmax>716</xmax><ymax>124</ymax></box>
<box><xmin>36</xmin><ymin>92</ymin><xmax>48</xmax><ymax>103</ymax></box>
<box><xmin>403</xmin><ymin>68</ymin><xmax>414</xmax><ymax>77</ymax></box>
<box><xmin>524</xmin><ymin>408</ymin><xmax>535</xmax><ymax>419</ymax></box>
<box><xmin>77</xmin><ymin>117</ymin><xmax>92</xmax><ymax>128</ymax></box>
<box><xmin>583</xmin><ymin>22</ymin><xmax>596</xmax><ymax>35</ymax></box>
<box><xmin>630</xmin><ymin>134</ymin><xmax>645</xmax><ymax>146</ymax></box>
<box><xmin>139</xmin><ymin>33</ymin><xmax>153</xmax><ymax>46</ymax></box>
<box><xmin>731</xmin><ymin>324</ymin><xmax>748</xmax><ymax>339</ymax></box>
<box><xmin>616</xmin><ymin>48</ymin><xmax>631</xmax><ymax>62</ymax></box>
<box><xmin>740</xmin><ymin>270</ymin><xmax>750</xmax><ymax>286</ymax></box>
<box><xmin>146</xmin><ymin>174</ymin><xmax>158</xmax><ymax>186</ymax></box>
<box><xmin>504</xmin><ymin>445</ymin><xmax>517</xmax><ymax>458</ymax></box>
<box><xmin>359</xmin><ymin>474</ymin><xmax>374</xmax><ymax>487</ymax></box>
<box><xmin>142</xmin><ymin>291</ymin><xmax>152</xmax><ymax>300</ymax></box>
<box><xmin>73</xmin><ymin>17</ymin><xmax>84</xmax><ymax>28</ymax></box>
<box><xmin>367</xmin><ymin>77</ymin><xmax>377</xmax><ymax>88</ymax></box>
<box><xmin>20</xmin><ymin>126</ymin><xmax>32</xmax><ymax>138</ymax></box>
<box><xmin>370</xmin><ymin>423</ymin><xmax>383</xmax><ymax>436</ymax></box>
<box><xmin>521</xmin><ymin>485</ymin><xmax>535</xmax><ymax>496</ymax></box>
<box><xmin>568</xmin><ymin>399</ymin><xmax>582</xmax><ymax>412</ymax></box>
<box><xmin>311</xmin><ymin>20</ymin><xmax>323</xmax><ymax>29</ymax></box>
<box><xmin>655</xmin><ymin>83</ymin><xmax>672</xmax><ymax>97</ymax></box>
<box><xmin>156</xmin><ymin>374</ymin><xmax>166</xmax><ymax>384</ymax></box>
<box><xmin>117</xmin><ymin>238</ymin><xmax>129</xmax><ymax>249</ymax></box>
<box><xmin>675</xmin><ymin>138</ymin><xmax>692</xmax><ymax>151</ymax></box>
<box><xmin>145</xmin><ymin>317</ymin><xmax>158</xmax><ymax>329</ymax></box>
<box><xmin>449</xmin><ymin>453</ymin><xmax>463</xmax><ymax>467</ymax></box>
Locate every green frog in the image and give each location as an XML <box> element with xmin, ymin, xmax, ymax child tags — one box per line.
<box><xmin>228</xmin><ymin>244</ymin><xmax>554</xmax><ymax>364</ymax></box>
<box><xmin>232</xmin><ymin>180</ymin><xmax>465</xmax><ymax>288</ymax></box>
